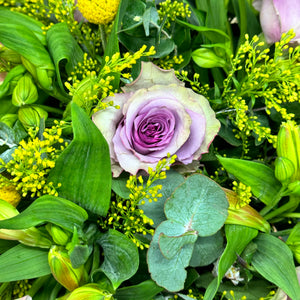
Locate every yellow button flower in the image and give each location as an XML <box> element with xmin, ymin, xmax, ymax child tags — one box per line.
<box><xmin>77</xmin><ymin>0</ymin><xmax>120</xmax><ymax>25</ymax></box>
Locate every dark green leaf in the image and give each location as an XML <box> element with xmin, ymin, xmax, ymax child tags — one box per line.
<box><xmin>48</xmin><ymin>102</ymin><xmax>111</xmax><ymax>216</ymax></box>
<box><xmin>115</xmin><ymin>280</ymin><xmax>163</xmax><ymax>300</ymax></box>
<box><xmin>96</xmin><ymin>229</ymin><xmax>139</xmax><ymax>290</ymax></box>
<box><xmin>0</xmin><ymin>244</ymin><xmax>50</xmax><ymax>282</ymax></box>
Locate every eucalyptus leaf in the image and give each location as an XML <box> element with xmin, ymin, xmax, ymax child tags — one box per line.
<box><xmin>0</xmin><ymin>195</ymin><xmax>88</xmax><ymax>233</ymax></box>
<box><xmin>0</xmin><ymin>244</ymin><xmax>50</xmax><ymax>282</ymax></box>
<box><xmin>165</xmin><ymin>174</ymin><xmax>228</xmax><ymax>236</ymax></box>
<box><xmin>48</xmin><ymin>102</ymin><xmax>111</xmax><ymax>216</ymax></box>
<box><xmin>217</xmin><ymin>156</ymin><xmax>282</xmax><ymax>205</ymax></box>
<box><xmin>148</xmin><ymin>220</ymin><xmax>195</xmax><ymax>292</ymax></box>
<box><xmin>252</xmin><ymin>233</ymin><xmax>300</xmax><ymax>300</ymax></box>
<box><xmin>96</xmin><ymin>229</ymin><xmax>139</xmax><ymax>290</ymax></box>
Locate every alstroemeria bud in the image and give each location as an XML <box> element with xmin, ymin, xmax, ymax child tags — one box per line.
<box><xmin>224</xmin><ymin>189</ymin><xmax>271</xmax><ymax>233</ymax></box>
<box><xmin>66</xmin><ymin>283</ymin><xmax>113</xmax><ymax>300</ymax></box>
<box><xmin>191</xmin><ymin>48</ymin><xmax>227</xmax><ymax>69</ymax></box>
<box><xmin>18</xmin><ymin>105</ymin><xmax>48</xmax><ymax>129</ymax></box>
<box><xmin>0</xmin><ymin>114</ymin><xmax>18</xmax><ymax>128</ymax></box>
<box><xmin>48</xmin><ymin>245</ymin><xmax>87</xmax><ymax>291</ymax></box>
<box><xmin>12</xmin><ymin>73</ymin><xmax>38</xmax><ymax>106</ymax></box>
<box><xmin>259</xmin><ymin>0</ymin><xmax>300</xmax><ymax>44</ymax></box>
<box><xmin>274</xmin><ymin>157</ymin><xmax>295</xmax><ymax>184</ymax></box>
<box><xmin>46</xmin><ymin>223</ymin><xmax>71</xmax><ymax>246</ymax></box>
<box><xmin>287</xmin><ymin>181</ymin><xmax>300</xmax><ymax>196</ymax></box>
<box><xmin>276</xmin><ymin>121</ymin><xmax>300</xmax><ymax>182</ymax></box>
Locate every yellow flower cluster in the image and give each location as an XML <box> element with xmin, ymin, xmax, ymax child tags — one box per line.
<box><xmin>0</xmin><ymin>184</ymin><xmax>21</xmax><ymax>207</ymax></box>
<box><xmin>232</xmin><ymin>181</ymin><xmax>252</xmax><ymax>209</ymax></box>
<box><xmin>0</xmin><ymin>121</ymin><xmax>68</xmax><ymax>198</ymax></box>
<box><xmin>155</xmin><ymin>54</ymin><xmax>184</xmax><ymax>70</ymax></box>
<box><xmin>77</xmin><ymin>0</ymin><xmax>120</xmax><ymax>25</ymax></box>
<box><xmin>66</xmin><ymin>45</ymin><xmax>156</xmax><ymax>115</ymax></box>
<box><xmin>99</xmin><ymin>154</ymin><xmax>176</xmax><ymax>249</ymax></box>
<box><xmin>221</xmin><ymin>290</ymin><xmax>247</xmax><ymax>300</ymax></box>
<box><xmin>12</xmin><ymin>280</ymin><xmax>32</xmax><ymax>299</ymax></box>
<box><xmin>158</xmin><ymin>0</ymin><xmax>191</xmax><ymax>28</ymax></box>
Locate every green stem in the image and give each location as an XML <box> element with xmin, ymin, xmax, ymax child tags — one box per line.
<box><xmin>99</xmin><ymin>24</ymin><xmax>107</xmax><ymax>51</ymax></box>
<box><xmin>28</xmin><ymin>274</ymin><xmax>51</xmax><ymax>297</ymax></box>
<box><xmin>49</xmin><ymin>282</ymin><xmax>62</xmax><ymax>300</ymax></box>
<box><xmin>35</xmin><ymin>104</ymin><xmax>64</xmax><ymax>115</ymax></box>
<box><xmin>282</xmin><ymin>213</ymin><xmax>300</xmax><ymax>218</ymax></box>
<box><xmin>271</xmin><ymin>229</ymin><xmax>292</xmax><ymax>237</ymax></box>
<box><xmin>0</xmin><ymin>282</ymin><xmax>10</xmax><ymax>295</ymax></box>
<box><xmin>264</xmin><ymin>196</ymin><xmax>300</xmax><ymax>221</ymax></box>
<box><xmin>260</xmin><ymin>188</ymin><xmax>285</xmax><ymax>216</ymax></box>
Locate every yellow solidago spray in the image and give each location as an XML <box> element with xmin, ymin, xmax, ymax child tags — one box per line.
<box><xmin>77</xmin><ymin>0</ymin><xmax>120</xmax><ymax>25</ymax></box>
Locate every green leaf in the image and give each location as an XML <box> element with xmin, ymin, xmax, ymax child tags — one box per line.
<box><xmin>165</xmin><ymin>174</ymin><xmax>228</xmax><ymax>236</ymax></box>
<box><xmin>148</xmin><ymin>220</ymin><xmax>195</xmax><ymax>292</ymax></box>
<box><xmin>96</xmin><ymin>229</ymin><xmax>139</xmax><ymax>290</ymax></box>
<box><xmin>46</xmin><ymin>23</ymin><xmax>84</xmax><ymax>92</ymax></box>
<box><xmin>0</xmin><ymin>244</ymin><xmax>50</xmax><ymax>282</ymax></box>
<box><xmin>48</xmin><ymin>102</ymin><xmax>111</xmax><ymax>216</ymax></box>
<box><xmin>140</xmin><ymin>170</ymin><xmax>185</xmax><ymax>227</ymax></box>
<box><xmin>0</xmin><ymin>24</ymin><xmax>54</xmax><ymax>70</ymax></box>
<box><xmin>114</xmin><ymin>280</ymin><xmax>163</xmax><ymax>300</ymax></box>
<box><xmin>143</xmin><ymin>7</ymin><xmax>159</xmax><ymax>37</ymax></box>
<box><xmin>217</xmin><ymin>156</ymin><xmax>282</xmax><ymax>205</ymax></box>
<box><xmin>0</xmin><ymin>195</ymin><xmax>88</xmax><ymax>233</ymax></box>
<box><xmin>203</xmin><ymin>225</ymin><xmax>258</xmax><ymax>300</ymax></box>
<box><xmin>0</xmin><ymin>7</ymin><xmax>46</xmax><ymax>45</ymax></box>
<box><xmin>252</xmin><ymin>233</ymin><xmax>300</xmax><ymax>300</ymax></box>
<box><xmin>189</xmin><ymin>231</ymin><xmax>224</xmax><ymax>267</ymax></box>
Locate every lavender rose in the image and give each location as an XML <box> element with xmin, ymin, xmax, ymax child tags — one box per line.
<box><xmin>92</xmin><ymin>62</ymin><xmax>220</xmax><ymax>176</ymax></box>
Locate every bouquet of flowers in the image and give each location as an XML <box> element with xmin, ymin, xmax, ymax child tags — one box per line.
<box><xmin>0</xmin><ymin>0</ymin><xmax>299</xmax><ymax>299</ymax></box>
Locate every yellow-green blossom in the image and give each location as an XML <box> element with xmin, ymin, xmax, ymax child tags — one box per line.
<box><xmin>0</xmin><ymin>184</ymin><xmax>21</xmax><ymax>207</ymax></box>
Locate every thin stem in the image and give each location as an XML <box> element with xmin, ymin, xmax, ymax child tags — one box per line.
<box><xmin>271</xmin><ymin>229</ymin><xmax>292</xmax><ymax>236</ymax></box>
<box><xmin>35</xmin><ymin>104</ymin><xmax>64</xmax><ymax>115</ymax></box>
<box><xmin>28</xmin><ymin>275</ymin><xmax>51</xmax><ymax>297</ymax></box>
<box><xmin>99</xmin><ymin>24</ymin><xmax>107</xmax><ymax>51</ymax></box>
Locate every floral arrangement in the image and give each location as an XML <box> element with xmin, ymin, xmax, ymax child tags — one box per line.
<box><xmin>0</xmin><ymin>0</ymin><xmax>300</xmax><ymax>299</ymax></box>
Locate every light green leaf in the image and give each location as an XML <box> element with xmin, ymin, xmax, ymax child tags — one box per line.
<box><xmin>252</xmin><ymin>233</ymin><xmax>300</xmax><ymax>300</ymax></box>
<box><xmin>165</xmin><ymin>174</ymin><xmax>228</xmax><ymax>236</ymax></box>
<box><xmin>217</xmin><ymin>155</ymin><xmax>282</xmax><ymax>205</ymax></box>
<box><xmin>48</xmin><ymin>102</ymin><xmax>111</xmax><ymax>216</ymax></box>
<box><xmin>0</xmin><ymin>195</ymin><xmax>88</xmax><ymax>233</ymax></box>
<box><xmin>0</xmin><ymin>244</ymin><xmax>50</xmax><ymax>282</ymax></box>
<box><xmin>0</xmin><ymin>7</ymin><xmax>46</xmax><ymax>45</ymax></box>
<box><xmin>96</xmin><ymin>229</ymin><xmax>139</xmax><ymax>290</ymax></box>
<box><xmin>46</xmin><ymin>23</ymin><xmax>84</xmax><ymax>92</ymax></box>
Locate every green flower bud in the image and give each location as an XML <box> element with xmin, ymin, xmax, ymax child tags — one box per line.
<box><xmin>12</xmin><ymin>73</ymin><xmax>38</xmax><ymax>106</ymax></box>
<box><xmin>0</xmin><ymin>114</ymin><xmax>18</xmax><ymax>127</ymax></box>
<box><xmin>286</xmin><ymin>223</ymin><xmax>300</xmax><ymax>263</ymax></box>
<box><xmin>274</xmin><ymin>157</ymin><xmax>295</xmax><ymax>184</ymax></box>
<box><xmin>46</xmin><ymin>224</ymin><xmax>71</xmax><ymax>246</ymax></box>
<box><xmin>48</xmin><ymin>245</ymin><xmax>87</xmax><ymax>291</ymax></box>
<box><xmin>66</xmin><ymin>283</ymin><xmax>114</xmax><ymax>300</ymax></box>
<box><xmin>0</xmin><ymin>46</ymin><xmax>22</xmax><ymax>65</ymax></box>
<box><xmin>191</xmin><ymin>48</ymin><xmax>227</xmax><ymax>68</ymax></box>
<box><xmin>18</xmin><ymin>105</ymin><xmax>48</xmax><ymax>129</ymax></box>
<box><xmin>277</xmin><ymin>121</ymin><xmax>300</xmax><ymax>181</ymax></box>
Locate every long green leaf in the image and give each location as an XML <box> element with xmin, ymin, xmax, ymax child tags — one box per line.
<box><xmin>0</xmin><ymin>24</ymin><xmax>54</xmax><ymax>70</ymax></box>
<box><xmin>0</xmin><ymin>7</ymin><xmax>46</xmax><ymax>45</ymax></box>
<box><xmin>48</xmin><ymin>102</ymin><xmax>111</xmax><ymax>216</ymax></box>
<box><xmin>46</xmin><ymin>23</ymin><xmax>84</xmax><ymax>92</ymax></box>
<box><xmin>0</xmin><ymin>244</ymin><xmax>50</xmax><ymax>282</ymax></box>
<box><xmin>0</xmin><ymin>195</ymin><xmax>88</xmax><ymax>233</ymax></box>
<box><xmin>204</xmin><ymin>225</ymin><xmax>258</xmax><ymax>300</ymax></box>
<box><xmin>217</xmin><ymin>155</ymin><xmax>282</xmax><ymax>205</ymax></box>
<box><xmin>252</xmin><ymin>233</ymin><xmax>300</xmax><ymax>300</ymax></box>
